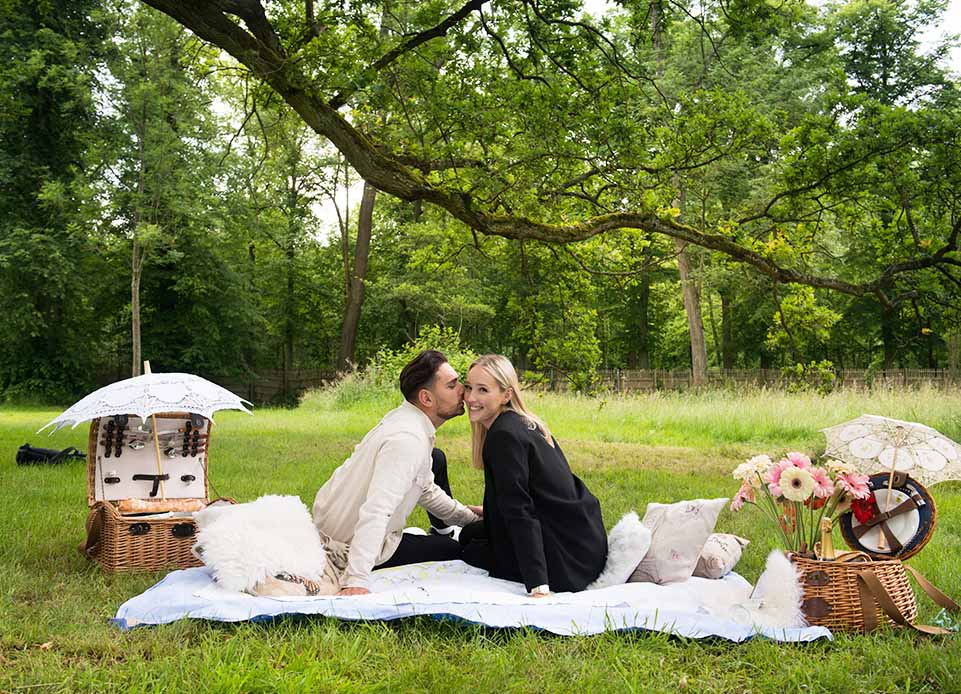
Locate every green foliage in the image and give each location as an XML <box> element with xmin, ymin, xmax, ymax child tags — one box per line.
<box><xmin>370</xmin><ymin>324</ymin><xmax>477</xmax><ymax>387</ymax></box>
<box><xmin>0</xmin><ymin>0</ymin><xmax>113</xmax><ymax>398</ymax></box>
<box><xmin>781</xmin><ymin>360</ymin><xmax>838</xmax><ymax>395</ymax></box>
<box><xmin>766</xmin><ymin>286</ymin><xmax>843</xmax><ymax>359</ymax></box>
<box><xmin>830</xmin><ymin>0</ymin><xmax>952</xmax><ymax>104</ymax></box>
<box><xmin>327</xmin><ymin>324</ymin><xmax>477</xmax><ymax>408</ymax></box>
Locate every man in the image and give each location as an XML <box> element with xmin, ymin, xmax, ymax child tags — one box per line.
<box><xmin>312</xmin><ymin>350</ymin><xmax>481</xmax><ymax>596</ymax></box>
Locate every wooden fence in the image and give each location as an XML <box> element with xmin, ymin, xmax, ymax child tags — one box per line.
<box><xmin>215</xmin><ymin>369</ymin><xmax>338</xmax><ymax>404</ymax></box>
<box><xmin>530</xmin><ymin>368</ymin><xmax>961</xmax><ymax>393</ymax></box>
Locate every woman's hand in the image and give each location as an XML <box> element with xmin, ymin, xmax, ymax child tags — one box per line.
<box><xmin>467</xmin><ymin>504</ymin><xmax>484</xmax><ymax>518</ymax></box>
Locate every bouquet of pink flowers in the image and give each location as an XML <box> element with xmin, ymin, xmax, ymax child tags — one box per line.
<box><xmin>730</xmin><ymin>452</ymin><xmax>872</xmax><ymax>553</ymax></box>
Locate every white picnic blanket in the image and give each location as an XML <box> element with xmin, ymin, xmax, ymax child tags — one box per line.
<box><xmin>112</xmin><ymin>560</ymin><xmax>830</xmax><ymax>641</ymax></box>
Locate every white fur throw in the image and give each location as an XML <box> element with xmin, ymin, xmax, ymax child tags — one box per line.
<box><xmin>586</xmin><ymin>512</ymin><xmax>652</xmax><ymax>590</ymax></box>
<box><xmin>724</xmin><ymin>550</ymin><xmax>806</xmax><ymax>629</ymax></box>
<box><xmin>193</xmin><ymin>495</ymin><xmax>327</xmax><ymax>593</ymax></box>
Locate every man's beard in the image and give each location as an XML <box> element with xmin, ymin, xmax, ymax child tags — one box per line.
<box><xmin>437</xmin><ymin>400</ymin><xmax>465</xmax><ymax>421</ymax></box>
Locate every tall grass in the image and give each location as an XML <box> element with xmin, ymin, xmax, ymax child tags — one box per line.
<box><xmin>2</xmin><ymin>387</ymin><xmax>961</xmax><ymax>692</ymax></box>
<box><xmin>306</xmin><ymin>381</ymin><xmax>961</xmax><ymax>452</ymax></box>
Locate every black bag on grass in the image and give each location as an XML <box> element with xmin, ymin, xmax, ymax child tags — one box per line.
<box><xmin>16</xmin><ymin>443</ymin><xmax>85</xmax><ymax>465</ymax></box>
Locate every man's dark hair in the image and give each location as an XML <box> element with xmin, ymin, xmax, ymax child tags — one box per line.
<box><xmin>400</xmin><ymin>350</ymin><xmax>449</xmax><ymax>403</ymax></box>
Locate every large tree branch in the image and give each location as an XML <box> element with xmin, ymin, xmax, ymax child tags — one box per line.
<box><xmin>140</xmin><ymin>0</ymin><xmax>958</xmax><ymax>312</ymax></box>
<box><xmin>391</xmin><ymin>152</ymin><xmax>486</xmax><ymax>171</ymax></box>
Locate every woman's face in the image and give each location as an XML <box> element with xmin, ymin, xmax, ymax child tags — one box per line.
<box><xmin>464</xmin><ymin>365</ymin><xmax>511</xmax><ymax>430</ymax></box>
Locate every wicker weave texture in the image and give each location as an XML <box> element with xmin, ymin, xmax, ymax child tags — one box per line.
<box><xmin>86</xmin><ymin>501</ymin><xmax>202</xmax><ymax>572</ymax></box>
<box><xmin>792</xmin><ymin>554</ymin><xmax>917</xmax><ymax>632</ymax></box>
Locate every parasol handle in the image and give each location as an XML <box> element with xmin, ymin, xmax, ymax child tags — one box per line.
<box><xmin>143</xmin><ymin>361</ymin><xmax>166</xmax><ymax>500</ymax></box>
<box><xmin>878</xmin><ymin>448</ymin><xmax>900</xmax><ymax>551</ymax></box>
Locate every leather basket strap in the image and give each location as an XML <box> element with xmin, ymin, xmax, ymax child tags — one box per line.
<box><xmin>905</xmin><ymin>565</ymin><xmax>961</xmax><ymax>615</ymax></box>
<box><xmin>857</xmin><ymin>568</ymin><xmax>956</xmax><ymax>635</ymax></box>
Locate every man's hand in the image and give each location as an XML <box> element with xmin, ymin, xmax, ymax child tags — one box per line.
<box><xmin>337</xmin><ymin>587</ymin><xmax>371</xmax><ymax>596</ymax></box>
<box><xmin>530</xmin><ymin>591</ymin><xmax>552</xmax><ymax>598</ymax></box>
<box><xmin>467</xmin><ymin>504</ymin><xmax>484</xmax><ymax>518</ymax></box>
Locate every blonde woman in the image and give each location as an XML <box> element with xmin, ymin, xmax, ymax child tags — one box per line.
<box><xmin>459</xmin><ymin>355</ymin><xmax>606</xmax><ymax>596</ymax></box>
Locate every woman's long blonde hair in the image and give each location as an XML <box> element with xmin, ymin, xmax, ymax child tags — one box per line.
<box><xmin>469</xmin><ymin>354</ymin><xmax>553</xmax><ymax>469</ymax></box>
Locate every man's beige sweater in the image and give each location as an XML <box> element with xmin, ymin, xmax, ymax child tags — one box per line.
<box><xmin>312</xmin><ymin>400</ymin><xmax>478</xmax><ymax>588</ymax></box>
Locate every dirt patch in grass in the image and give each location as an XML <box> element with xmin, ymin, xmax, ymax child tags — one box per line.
<box><xmin>563</xmin><ymin>440</ymin><xmax>734</xmax><ymax>475</ymax></box>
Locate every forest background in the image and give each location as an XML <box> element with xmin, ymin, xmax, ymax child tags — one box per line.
<box><xmin>2</xmin><ymin>0</ymin><xmax>960</xmax><ymax>404</ymax></box>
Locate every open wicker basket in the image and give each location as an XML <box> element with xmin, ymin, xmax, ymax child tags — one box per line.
<box><xmin>792</xmin><ymin>552</ymin><xmax>917</xmax><ymax>632</ymax></box>
<box><xmin>82</xmin><ymin>413</ymin><xmax>229</xmax><ymax>572</ymax></box>
<box><xmin>84</xmin><ymin>499</ymin><xmax>204</xmax><ymax>571</ymax></box>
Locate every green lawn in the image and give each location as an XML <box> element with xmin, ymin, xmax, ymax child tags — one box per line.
<box><xmin>3</xmin><ymin>387</ymin><xmax>961</xmax><ymax>692</ymax></box>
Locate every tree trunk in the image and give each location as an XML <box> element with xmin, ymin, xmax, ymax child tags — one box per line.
<box><xmin>948</xmin><ymin>331</ymin><xmax>960</xmax><ymax>375</ymax></box>
<box><xmin>676</xmin><ymin>238</ymin><xmax>708</xmax><ymax>386</ymax></box>
<box><xmin>880</xmin><ymin>303</ymin><xmax>897</xmax><ymax>370</ymax></box>
<box><xmin>131</xmin><ymin>237</ymin><xmax>142</xmax><ymax>377</ymax></box>
<box><xmin>635</xmin><ymin>273</ymin><xmax>651</xmax><ymax>369</ymax></box>
<box><xmin>338</xmin><ymin>181</ymin><xmax>375</xmax><ymax>370</ymax></box>
<box><xmin>283</xmin><ymin>238</ymin><xmax>294</xmax><ymax>398</ymax></box>
<box><xmin>650</xmin><ymin>1</ymin><xmax>707</xmax><ymax>386</ymax></box>
<box><xmin>720</xmin><ymin>289</ymin><xmax>734</xmax><ymax>369</ymax></box>
<box><xmin>706</xmin><ymin>290</ymin><xmax>722</xmax><ymax>367</ymax></box>
<box><xmin>131</xmin><ymin>117</ymin><xmax>146</xmax><ymax>378</ymax></box>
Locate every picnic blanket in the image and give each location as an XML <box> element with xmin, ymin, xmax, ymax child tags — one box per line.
<box><xmin>112</xmin><ymin>560</ymin><xmax>831</xmax><ymax>642</ymax></box>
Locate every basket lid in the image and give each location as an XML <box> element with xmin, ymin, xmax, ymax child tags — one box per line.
<box><xmin>839</xmin><ymin>472</ymin><xmax>936</xmax><ymax>561</ymax></box>
<box><xmin>87</xmin><ymin>413</ymin><xmax>211</xmax><ymax>508</ymax></box>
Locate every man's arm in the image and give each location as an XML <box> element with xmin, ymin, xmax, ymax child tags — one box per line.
<box><xmin>418</xmin><ymin>482</ymin><xmax>481</xmax><ymax>527</ymax></box>
<box><xmin>340</xmin><ymin>433</ymin><xmax>423</xmax><ymax>590</ymax></box>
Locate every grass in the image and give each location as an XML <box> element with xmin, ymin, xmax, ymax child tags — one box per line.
<box><xmin>2</xmin><ymin>387</ymin><xmax>961</xmax><ymax>692</ymax></box>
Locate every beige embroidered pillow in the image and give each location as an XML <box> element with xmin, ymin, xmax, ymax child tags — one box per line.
<box><xmin>692</xmin><ymin>533</ymin><xmax>750</xmax><ymax>579</ymax></box>
<box><xmin>628</xmin><ymin>498</ymin><xmax>727</xmax><ymax>585</ymax></box>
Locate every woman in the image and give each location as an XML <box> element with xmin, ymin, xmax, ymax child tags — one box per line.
<box><xmin>460</xmin><ymin>355</ymin><xmax>607</xmax><ymax>596</ymax></box>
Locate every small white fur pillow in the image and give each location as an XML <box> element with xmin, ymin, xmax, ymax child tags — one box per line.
<box><xmin>586</xmin><ymin>512</ymin><xmax>652</xmax><ymax>590</ymax></box>
<box><xmin>692</xmin><ymin>533</ymin><xmax>750</xmax><ymax>579</ymax></box>
<box><xmin>629</xmin><ymin>498</ymin><xmax>727</xmax><ymax>585</ymax></box>
<box><xmin>193</xmin><ymin>495</ymin><xmax>327</xmax><ymax>593</ymax></box>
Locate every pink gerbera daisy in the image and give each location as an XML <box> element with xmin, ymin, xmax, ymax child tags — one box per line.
<box><xmin>836</xmin><ymin>471</ymin><xmax>872</xmax><ymax>500</ymax></box>
<box><xmin>731</xmin><ymin>481</ymin><xmax>756</xmax><ymax>511</ymax></box>
<box><xmin>763</xmin><ymin>457</ymin><xmax>793</xmax><ymax>493</ymax></box>
<box><xmin>810</xmin><ymin>467</ymin><xmax>834</xmax><ymax>498</ymax></box>
<box><xmin>785</xmin><ymin>451</ymin><xmax>813</xmax><ymax>470</ymax></box>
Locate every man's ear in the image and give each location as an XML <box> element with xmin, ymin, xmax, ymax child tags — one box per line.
<box><xmin>417</xmin><ymin>388</ymin><xmax>434</xmax><ymax>410</ymax></box>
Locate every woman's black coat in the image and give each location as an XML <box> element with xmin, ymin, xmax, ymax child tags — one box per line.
<box><xmin>480</xmin><ymin>410</ymin><xmax>607</xmax><ymax>592</ymax></box>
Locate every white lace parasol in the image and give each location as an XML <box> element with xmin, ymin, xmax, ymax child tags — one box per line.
<box><xmin>821</xmin><ymin>414</ymin><xmax>961</xmax><ymax>487</ymax></box>
<box><xmin>40</xmin><ymin>372</ymin><xmax>252</xmax><ymax>434</ymax></box>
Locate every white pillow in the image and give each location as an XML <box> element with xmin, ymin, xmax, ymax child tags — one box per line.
<box><xmin>629</xmin><ymin>498</ymin><xmax>727</xmax><ymax>585</ymax></box>
<box><xmin>692</xmin><ymin>533</ymin><xmax>750</xmax><ymax>579</ymax></box>
<box><xmin>586</xmin><ymin>512</ymin><xmax>652</xmax><ymax>590</ymax></box>
<box><xmin>193</xmin><ymin>495</ymin><xmax>327</xmax><ymax>593</ymax></box>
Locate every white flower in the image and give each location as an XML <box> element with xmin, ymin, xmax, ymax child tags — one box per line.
<box><xmin>825</xmin><ymin>459</ymin><xmax>854</xmax><ymax>475</ymax></box>
<box><xmin>733</xmin><ymin>454</ymin><xmax>773</xmax><ymax>488</ymax></box>
<box><xmin>780</xmin><ymin>467</ymin><xmax>815</xmax><ymax>502</ymax></box>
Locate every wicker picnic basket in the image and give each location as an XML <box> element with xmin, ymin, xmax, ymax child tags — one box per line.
<box><xmin>792</xmin><ymin>552</ymin><xmax>959</xmax><ymax>634</ymax></box>
<box><xmin>82</xmin><ymin>412</ymin><xmax>227</xmax><ymax>572</ymax></box>
<box><xmin>793</xmin><ymin>553</ymin><xmax>915</xmax><ymax>632</ymax></box>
